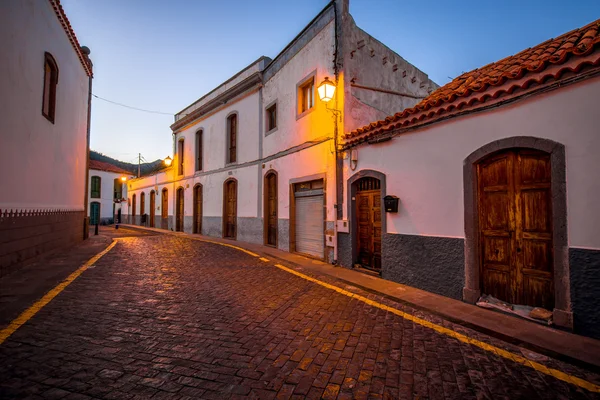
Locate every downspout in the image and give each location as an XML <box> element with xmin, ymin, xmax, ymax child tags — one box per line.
<box><xmin>82</xmin><ymin>47</ymin><xmax>93</xmax><ymax>240</ymax></box>
<box><xmin>332</xmin><ymin>1</ymin><xmax>343</xmax><ymax>263</ymax></box>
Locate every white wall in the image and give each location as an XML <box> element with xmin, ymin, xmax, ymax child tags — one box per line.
<box><xmin>0</xmin><ymin>0</ymin><xmax>90</xmax><ymax>211</ymax></box>
<box><xmin>88</xmin><ymin>170</ymin><xmax>132</xmax><ymax>220</ymax></box>
<box><xmin>343</xmin><ymin>76</ymin><xmax>600</xmax><ymax>250</ymax></box>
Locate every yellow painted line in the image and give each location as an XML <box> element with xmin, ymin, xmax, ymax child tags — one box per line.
<box><xmin>187</xmin><ymin>237</ymin><xmax>260</xmax><ymax>258</ymax></box>
<box><xmin>259</xmin><ymin>257</ymin><xmax>270</xmax><ymax>262</ymax></box>
<box><xmin>270</xmin><ymin>263</ymin><xmax>600</xmax><ymax>393</ymax></box>
<box><xmin>0</xmin><ymin>240</ymin><xmax>119</xmax><ymax>346</ymax></box>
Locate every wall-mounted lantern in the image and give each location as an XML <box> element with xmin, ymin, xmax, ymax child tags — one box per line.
<box><xmin>164</xmin><ymin>156</ymin><xmax>173</xmax><ymax>167</ymax></box>
<box><xmin>384</xmin><ymin>195</ymin><xmax>399</xmax><ymax>213</ymax></box>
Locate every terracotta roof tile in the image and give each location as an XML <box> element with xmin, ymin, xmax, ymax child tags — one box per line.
<box><xmin>89</xmin><ymin>160</ymin><xmax>133</xmax><ymax>175</ymax></box>
<box><xmin>49</xmin><ymin>0</ymin><xmax>93</xmax><ymax>77</ymax></box>
<box><xmin>345</xmin><ymin>19</ymin><xmax>600</xmax><ymax>147</ymax></box>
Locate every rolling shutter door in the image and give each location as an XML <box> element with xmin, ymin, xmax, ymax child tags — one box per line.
<box><xmin>295</xmin><ymin>192</ymin><xmax>324</xmax><ymax>258</ymax></box>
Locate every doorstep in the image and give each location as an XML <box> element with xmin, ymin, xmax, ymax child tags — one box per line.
<box><xmin>120</xmin><ymin>224</ymin><xmax>600</xmax><ymax>370</ymax></box>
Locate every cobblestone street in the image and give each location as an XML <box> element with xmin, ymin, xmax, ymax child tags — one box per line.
<box><xmin>1</xmin><ymin>234</ymin><xmax>599</xmax><ymax>399</ymax></box>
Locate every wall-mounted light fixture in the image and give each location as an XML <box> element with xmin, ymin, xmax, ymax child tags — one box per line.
<box><xmin>318</xmin><ymin>77</ymin><xmax>341</xmax><ymax>121</ymax></box>
<box><xmin>164</xmin><ymin>156</ymin><xmax>173</xmax><ymax>167</ymax></box>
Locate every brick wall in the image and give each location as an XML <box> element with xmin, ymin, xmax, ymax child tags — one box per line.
<box><xmin>0</xmin><ymin>209</ymin><xmax>85</xmax><ymax>277</ymax></box>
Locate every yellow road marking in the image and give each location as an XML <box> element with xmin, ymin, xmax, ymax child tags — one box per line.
<box><xmin>259</xmin><ymin>257</ymin><xmax>270</xmax><ymax>262</ymax></box>
<box><xmin>270</xmin><ymin>263</ymin><xmax>600</xmax><ymax>393</ymax></box>
<box><xmin>0</xmin><ymin>240</ymin><xmax>118</xmax><ymax>345</ymax></box>
<box><xmin>188</xmin><ymin>237</ymin><xmax>260</xmax><ymax>258</ymax></box>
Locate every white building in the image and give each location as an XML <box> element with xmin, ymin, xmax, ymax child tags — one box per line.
<box><xmin>88</xmin><ymin>160</ymin><xmax>133</xmax><ymax>225</ymax></box>
<box><xmin>128</xmin><ymin>0</ymin><xmax>436</xmax><ymax>263</ymax></box>
<box><xmin>0</xmin><ymin>0</ymin><xmax>92</xmax><ymax>276</ymax></box>
<box><xmin>340</xmin><ymin>19</ymin><xmax>600</xmax><ymax>338</ymax></box>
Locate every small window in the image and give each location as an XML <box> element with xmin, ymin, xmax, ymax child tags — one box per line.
<box><xmin>227</xmin><ymin>114</ymin><xmax>237</xmax><ymax>164</ymax></box>
<box><xmin>196</xmin><ymin>130</ymin><xmax>203</xmax><ymax>171</ymax></box>
<box><xmin>178</xmin><ymin>139</ymin><xmax>184</xmax><ymax>175</ymax></box>
<box><xmin>266</xmin><ymin>103</ymin><xmax>277</xmax><ymax>132</ymax></box>
<box><xmin>91</xmin><ymin>176</ymin><xmax>101</xmax><ymax>198</ymax></box>
<box><xmin>42</xmin><ymin>52</ymin><xmax>59</xmax><ymax>123</ymax></box>
<box><xmin>113</xmin><ymin>178</ymin><xmax>122</xmax><ymax>200</ymax></box>
<box><xmin>298</xmin><ymin>77</ymin><xmax>314</xmax><ymax>115</ymax></box>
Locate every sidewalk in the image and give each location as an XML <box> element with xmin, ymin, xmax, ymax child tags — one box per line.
<box><xmin>121</xmin><ymin>224</ymin><xmax>600</xmax><ymax>370</ymax></box>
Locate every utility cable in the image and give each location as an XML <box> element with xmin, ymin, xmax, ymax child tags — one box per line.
<box><xmin>92</xmin><ymin>94</ymin><xmax>174</xmax><ymax>116</ymax></box>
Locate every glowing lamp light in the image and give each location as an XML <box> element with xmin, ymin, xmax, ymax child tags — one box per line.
<box><xmin>120</xmin><ymin>176</ymin><xmax>127</xmax><ymax>182</ymax></box>
<box><xmin>317</xmin><ymin>77</ymin><xmax>336</xmax><ymax>103</ymax></box>
<box><xmin>164</xmin><ymin>156</ymin><xmax>173</xmax><ymax>167</ymax></box>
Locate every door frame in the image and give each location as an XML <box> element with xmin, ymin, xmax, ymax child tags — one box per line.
<box><xmin>222</xmin><ymin>178</ymin><xmax>237</xmax><ymax>239</ymax></box>
<box><xmin>463</xmin><ymin>136</ymin><xmax>571</xmax><ymax>328</ymax></box>
<box><xmin>193</xmin><ymin>183</ymin><xmax>202</xmax><ymax>234</ymax></box>
<box><xmin>176</xmin><ymin>186</ymin><xmax>184</xmax><ymax>232</ymax></box>
<box><xmin>347</xmin><ymin>170</ymin><xmax>387</xmax><ymax>271</ymax></box>
<box><xmin>263</xmin><ymin>170</ymin><xmax>278</xmax><ymax>247</ymax></box>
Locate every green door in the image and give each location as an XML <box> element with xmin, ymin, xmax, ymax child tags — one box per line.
<box><xmin>90</xmin><ymin>202</ymin><xmax>100</xmax><ymax>225</ymax></box>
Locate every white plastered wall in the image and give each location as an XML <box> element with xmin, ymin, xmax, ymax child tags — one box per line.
<box><xmin>343</xmin><ymin>76</ymin><xmax>600</xmax><ymax>250</ymax></box>
<box><xmin>0</xmin><ymin>0</ymin><xmax>90</xmax><ymax>211</ymax></box>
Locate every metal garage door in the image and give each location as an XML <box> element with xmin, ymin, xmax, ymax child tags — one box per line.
<box><xmin>295</xmin><ymin>190</ymin><xmax>324</xmax><ymax>258</ymax></box>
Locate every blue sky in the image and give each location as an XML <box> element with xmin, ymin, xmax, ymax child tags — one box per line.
<box><xmin>60</xmin><ymin>0</ymin><xmax>600</xmax><ymax>162</ymax></box>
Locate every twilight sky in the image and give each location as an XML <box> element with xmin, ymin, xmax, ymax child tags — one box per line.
<box><xmin>60</xmin><ymin>0</ymin><xmax>600</xmax><ymax>162</ymax></box>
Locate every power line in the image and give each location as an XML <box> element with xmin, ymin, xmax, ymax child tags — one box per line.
<box><xmin>92</xmin><ymin>94</ymin><xmax>174</xmax><ymax>116</ymax></box>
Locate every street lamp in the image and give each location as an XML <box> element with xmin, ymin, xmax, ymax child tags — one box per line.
<box><xmin>318</xmin><ymin>77</ymin><xmax>341</xmax><ymax>121</ymax></box>
<box><xmin>317</xmin><ymin>77</ymin><xmax>336</xmax><ymax>103</ymax></box>
<box><xmin>164</xmin><ymin>156</ymin><xmax>173</xmax><ymax>167</ymax></box>
<box><xmin>120</xmin><ymin>176</ymin><xmax>127</xmax><ymax>182</ymax></box>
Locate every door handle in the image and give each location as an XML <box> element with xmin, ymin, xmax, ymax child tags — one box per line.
<box><xmin>517</xmin><ymin>247</ymin><xmax>522</xmax><ymax>253</ymax></box>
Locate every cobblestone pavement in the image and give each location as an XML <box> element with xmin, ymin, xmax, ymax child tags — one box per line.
<box><xmin>1</xmin><ymin>235</ymin><xmax>599</xmax><ymax>399</ymax></box>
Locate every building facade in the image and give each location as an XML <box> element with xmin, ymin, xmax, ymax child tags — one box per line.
<box><xmin>0</xmin><ymin>0</ymin><xmax>92</xmax><ymax>277</ymax></box>
<box><xmin>88</xmin><ymin>160</ymin><xmax>133</xmax><ymax>225</ymax></box>
<box><xmin>340</xmin><ymin>19</ymin><xmax>600</xmax><ymax>338</ymax></box>
<box><xmin>127</xmin><ymin>0</ymin><xmax>436</xmax><ymax>263</ymax></box>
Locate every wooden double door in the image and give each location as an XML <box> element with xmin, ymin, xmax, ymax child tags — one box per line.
<box><xmin>355</xmin><ymin>178</ymin><xmax>382</xmax><ymax>271</ymax></box>
<box><xmin>264</xmin><ymin>173</ymin><xmax>277</xmax><ymax>246</ymax></box>
<box><xmin>478</xmin><ymin>149</ymin><xmax>554</xmax><ymax>309</ymax></box>
<box><xmin>176</xmin><ymin>188</ymin><xmax>184</xmax><ymax>232</ymax></box>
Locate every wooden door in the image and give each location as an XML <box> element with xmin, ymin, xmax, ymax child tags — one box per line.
<box><xmin>149</xmin><ymin>191</ymin><xmax>155</xmax><ymax>227</ymax></box>
<box><xmin>193</xmin><ymin>185</ymin><xmax>202</xmax><ymax>234</ymax></box>
<box><xmin>176</xmin><ymin>188</ymin><xmax>184</xmax><ymax>232</ymax></box>
<box><xmin>355</xmin><ymin>178</ymin><xmax>382</xmax><ymax>271</ymax></box>
<box><xmin>478</xmin><ymin>149</ymin><xmax>554</xmax><ymax>309</ymax></box>
<box><xmin>161</xmin><ymin>189</ymin><xmax>168</xmax><ymax>229</ymax></box>
<box><xmin>140</xmin><ymin>192</ymin><xmax>145</xmax><ymax>225</ymax></box>
<box><xmin>90</xmin><ymin>202</ymin><xmax>100</xmax><ymax>225</ymax></box>
<box><xmin>224</xmin><ymin>180</ymin><xmax>237</xmax><ymax>239</ymax></box>
<box><xmin>265</xmin><ymin>173</ymin><xmax>277</xmax><ymax>246</ymax></box>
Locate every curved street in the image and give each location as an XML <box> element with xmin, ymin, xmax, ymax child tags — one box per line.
<box><xmin>1</xmin><ymin>233</ymin><xmax>599</xmax><ymax>399</ymax></box>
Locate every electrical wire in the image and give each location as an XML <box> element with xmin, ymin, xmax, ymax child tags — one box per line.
<box><xmin>92</xmin><ymin>94</ymin><xmax>174</xmax><ymax>116</ymax></box>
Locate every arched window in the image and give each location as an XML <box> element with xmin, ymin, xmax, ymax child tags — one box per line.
<box><xmin>196</xmin><ymin>129</ymin><xmax>203</xmax><ymax>171</ymax></box>
<box><xmin>42</xmin><ymin>52</ymin><xmax>59</xmax><ymax>122</ymax></box>
<box><xmin>227</xmin><ymin>114</ymin><xmax>237</xmax><ymax>164</ymax></box>
<box><xmin>90</xmin><ymin>176</ymin><xmax>101</xmax><ymax>198</ymax></box>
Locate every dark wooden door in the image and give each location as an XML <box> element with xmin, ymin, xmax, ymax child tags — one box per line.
<box><xmin>149</xmin><ymin>191</ymin><xmax>155</xmax><ymax>227</ymax></box>
<box><xmin>176</xmin><ymin>188</ymin><xmax>184</xmax><ymax>232</ymax></box>
<box><xmin>224</xmin><ymin>181</ymin><xmax>237</xmax><ymax>239</ymax></box>
<box><xmin>90</xmin><ymin>202</ymin><xmax>100</xmax><ymax>225</ymax></box>
<box><xmin>356</xmin><ymin>186</ymin><xmax>382</xmax><ymax>271</ymax></box>
<box><xmin>265</xmin><ymin>173</ymin><xmax>277</xmax><ymax>246</ymax></box>
<box><xmin>161</xmin><ymin>189</ymin><xmax>168</xmax><ymax>229</ymax></box>
<box><xmin>193</xmin><ymin>185</ymin><xmax>202</xmax><ymax>234</ymax></box>
<box><xmin>478</xmin><ymin>149</ymin><xmax>554</xmax><ymax>309</ymax></box>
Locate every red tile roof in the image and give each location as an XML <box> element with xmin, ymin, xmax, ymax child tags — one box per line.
<box><xmin>89</xmin><ymin>160</ymin><xmax>133</xmax><ymax>175</ymax></box>
<box><xmin>49</xmin><ymin>0</ymin><xmax>93</xmax><ymax>77</ymax></box>
<box><xmin>344</xmin><ymin>19</ymin><xmax>600</xmax><ymax>147</ymax></box>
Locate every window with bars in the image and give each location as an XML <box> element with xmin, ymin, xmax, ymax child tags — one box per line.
<box><xmin>227</xmin><ymin>114</ymin><xmax>237</xmax><ymax>163</ymax></box>
<box><xmin>356</xmin><ymin>177</ymin><xmax>381</xmax><ymax>192</ymax></box>
<box><xmin>196</xmin><ymin>129</ymin><xmax>203</xmax><ymax>171</ymax></box>
<box><xmin>42</xmin><ymin>52</ymin><xmax>59</xmax><ymax>123</ymax></box>
<box><xmin>90</xmin><ymin>176</ymin><xmax>101</xmax><ymax>198</ymax></box>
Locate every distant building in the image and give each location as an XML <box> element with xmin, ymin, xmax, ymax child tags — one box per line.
<box><xmin>0</xmin><ymin>0</ymin><xmax>92</xmax><ymax>276</ymax></box>
<box><xmin>88</xmin><ymin>160</ymin><xmax>133</xmax><ymax>225</ymax></box>
<box><xmin>342</xmin><ymin>19</ymin><xmax>600</xmax><ymax>338</ymax></box>
<box><xmin>127</xmin><ymin>0</ymin><xmax>436</xmax><ymax>262</ymax></box>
